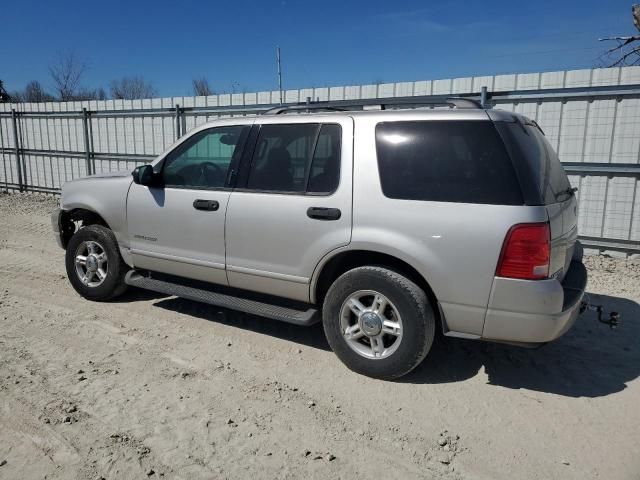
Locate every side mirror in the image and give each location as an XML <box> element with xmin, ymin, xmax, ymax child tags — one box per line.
<box><xmin>132</xmin><ymin>165</ymin><xmax>156</xmax><ymax>186</ymax></box>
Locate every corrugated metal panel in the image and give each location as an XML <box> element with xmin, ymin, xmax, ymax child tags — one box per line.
<box><xmin>1</xmin><ymin>66</ymin><xmax>639</xmax><ymax>252</ymax></box>
<box><xmin>583</xmin><ymin>99</ymin><xmax>616</xmax><ymax>163</ymax></box>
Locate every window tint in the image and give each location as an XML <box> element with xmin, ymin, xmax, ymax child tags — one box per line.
<box><xmin>247</xmin><ymin>124</ymin><xmax>317</xmax><ymax>192</ymax></box>
<box><xmin>541</xmin><ymin>129</ymin><xmax>572</xmax><ymax>201</ymax></box>
<box><xmin>308</xmin><ymin>124</ymin><xmax>341</xmax><ymax>193</ymax></box>
<box><xmin>163</xmin><ymin>126</ymin><xmax>248</xmax><ymax>189</ymax></box>
<box><xmin>375</xmin><ymin>121</ymin><xmax>523</xmax><ymax>205</ymax></box>
<box><xmin>496</xmin><ymin>121</ymin><xmax>571</xmax><ymax>204</ymax></box>
<box><xmin>246</xmin><ymin>123</ymin><xmax>341</xmax><ymax>194</ymax></box>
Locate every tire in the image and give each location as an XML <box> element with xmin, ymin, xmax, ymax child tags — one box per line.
<box><xmin>322</xmin><ymin>266</ymin><xmax>436</xmax><ymax>380</ymax></box>
<box><xmin>65</xmin><ymin>224</ymin><xmax>128</xmax><ymax>301</ymax></box>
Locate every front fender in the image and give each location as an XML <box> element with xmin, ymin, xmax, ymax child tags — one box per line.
<box><xmin>60</xmin><ymin>174</ymin><xmax>134</xmax><ymax>264</ymax></box>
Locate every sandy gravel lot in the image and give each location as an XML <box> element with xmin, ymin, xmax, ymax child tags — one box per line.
<box><xmin>0</xmin><ymin>192</ymin><xmax>639</xmax><ymax>480</ymax></box>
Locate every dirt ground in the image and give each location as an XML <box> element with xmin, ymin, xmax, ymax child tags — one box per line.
<box><xmin>0</xmin><ymin>192</ymin><xmax>639</xmax><ymax>480</ymax></box>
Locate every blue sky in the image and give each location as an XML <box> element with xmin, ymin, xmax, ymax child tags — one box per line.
<box><xmin>1</xmin><ymin>0</ymin><xmax>636</xmax><ymax>97</ymax></box>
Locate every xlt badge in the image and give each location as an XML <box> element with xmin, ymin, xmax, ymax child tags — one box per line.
<box><xmin>134</xmin><ymin>234</ymin><xmax>157</xmax><ymax>242</ymax></box>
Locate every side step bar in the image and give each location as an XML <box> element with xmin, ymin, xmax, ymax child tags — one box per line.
<box><xmin>125</xmin><ymin>271</ymin><xmax>320</xmax><ymax>326</ymax></box>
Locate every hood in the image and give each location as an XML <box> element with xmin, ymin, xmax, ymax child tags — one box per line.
<box><xmin>63</xmin><ymin>169</ymin><xmax>132</xmax><ymax>186</ymax></box>
<box><xmin>84</xmin><ymin>169</ymin><xmax>133</xmax><ymax>180</ymax></box>
<box><xmin>60</xmin><ymin>168</ymin><xmax>134</xmax><ymax>212</ymax></box>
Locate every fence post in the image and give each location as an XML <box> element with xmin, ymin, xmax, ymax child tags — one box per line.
<box><xmin>175</xmin><ymin>104</ymin><xmax>182</xmax><ymax>140</ymax></box>
<box><xmin>10</xmin><ymin>109</ymin><xmax>23</xmax><ymax>192</ymax></box>
<box><xmin>82</xmin><ymin>107</ymin><xmax>92</xmax><ymax>176</ymax></box>
<box><xmin>88</xmin><ymin>111</ymin><xmax>96</xmax><ymax>174</ymax></box>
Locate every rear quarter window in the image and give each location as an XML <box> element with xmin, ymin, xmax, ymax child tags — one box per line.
<box><xmin>375</xmin><ymin>121</ymin><xmax>524</xmax><ymax>205</ymax></box>
<box><xmin>494</xmin><ymin>121</ymin><xmax>572</xmax><ymax>205</ymax></box>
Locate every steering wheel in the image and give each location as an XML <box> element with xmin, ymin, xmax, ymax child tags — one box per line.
<box><xmin>198</xmin><ymin>162</ymin><xmax>225</xmax><ymax>186</ymax></box>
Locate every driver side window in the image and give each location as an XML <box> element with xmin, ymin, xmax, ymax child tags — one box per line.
<box><xmin>162</xmin><ymin>126</ymin><xmax>249</xmax><ymax>189</ymax></box>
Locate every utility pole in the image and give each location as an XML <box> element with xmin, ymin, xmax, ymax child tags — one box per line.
<box><xmin>276</xmin><ymin>46</ymin><xmax>283</xmax><ymax>104</ymax></box>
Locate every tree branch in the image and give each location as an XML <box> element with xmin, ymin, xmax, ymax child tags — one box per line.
<box><xmin>599</xmin><ymin>35</ymin><xmax>640</xmax><ymax>46</ymax></box>
<box><xmin>597</xmin><ymin>5</ymin><xmax>640</xmax><ymax>66</ymax></box>
<box><xmin>606</xmin><ymin>46</ymin><xmax>640</xmax><ymax>66</ymax></box>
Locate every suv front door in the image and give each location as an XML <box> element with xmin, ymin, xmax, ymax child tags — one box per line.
<box><xmin>127</xmin><ymin>124</ymin><xmax>250</xmax><ymax>284</ymax></box>
<box><xmin>225</xmin><ymin>117</ymin><xmax>353</xmax><ymax>302</ymax></box>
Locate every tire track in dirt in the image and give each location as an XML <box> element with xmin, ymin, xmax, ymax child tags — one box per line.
<box><xmin>1</xmin><ymin>267</ymin><xmax>457</xmax><ymax>479</ymax></box>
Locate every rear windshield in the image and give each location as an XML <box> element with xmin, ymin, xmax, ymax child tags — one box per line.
<box><xmin>494</xmin><ymin>121</ymin><xmax>572</xmax><ymax>205</ymax></box>
<box><xmin>375</xmin><ymin>121</ymin><xmax>523</xmax><ymax>205</ymax></box>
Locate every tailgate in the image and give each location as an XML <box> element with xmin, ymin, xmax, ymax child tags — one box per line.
<box><xmin>547</xmin><ymin>195</ymin><xmax>578</xmax><ymax>281</ymax></box>
<box><xmin>493</xmin><ymin>115</ymin><xmax>579</xmax><ymax>281</ymax></box>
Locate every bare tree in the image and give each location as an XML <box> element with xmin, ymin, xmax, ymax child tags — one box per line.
<box><xmin>192</xmin><ymin>77</ymin><xmax>214</xmax><ymax>96</ymax></box>
<box><xmin>49</xmin><ymin>52</ymin><xmax>86</xmax><ymax>101</ymax></box>
<box><xmin>7</xmin><ymin>91</ymin><xmax>23</xmax><ymax>102</ymax></box>
<box><xmin>74</xmin><ymin>87</ymin><xmax>108</xmax><ymax>101</ymax></box>
<box><xmin>23</xmin><ymin>81</ymin><xmax>55</xmax><ymax>102</ymax></box>
<box><xmin>599</xmin><ymin>4</ymin><xmax>640</xmax><ymax>66</ymax></box>
<box><xmin>110</xmin><ymin>76</ymin><xmax>157</xmax><ymax>100</ymax></box>
<box><xmin>5</xmin><ymin>81</ymin><xmax>55</xmax><ymax>103</ymax></box>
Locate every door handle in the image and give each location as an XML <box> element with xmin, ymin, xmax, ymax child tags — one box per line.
<box><xmin>193</xmin><ymin>199</ymin><xmax>219</xmax><ymax>211</ymax></box>
<box><xmin>307</xmin><ymin>207</ymin><xmax>341</xmax><ymax>221</ymax></box>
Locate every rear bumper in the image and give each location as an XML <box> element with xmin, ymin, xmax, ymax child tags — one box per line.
<box><xmin>482</xmin><ymin>256</ymin><xmax>587</xmax><ymax>344</ymax></box>
<box><xmin>51</xmin><ymin>208</ymin><xmax>64</xmax><ymax>249</ymax></box>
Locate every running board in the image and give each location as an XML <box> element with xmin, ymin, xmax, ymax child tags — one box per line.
<box><xmin>125</xmin><ymin>271</ymin><xmax>320</xmax><ymax>326</ymax></box>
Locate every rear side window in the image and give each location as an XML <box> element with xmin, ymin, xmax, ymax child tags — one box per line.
<box><xmin>247</xmin><ymin>124</ymin><xmax>316</xmax><ymax>192</ymax></box>
<box><xmin>246</xmin><ymin>123</ymin><xmax>341</xmax><ymax>194</ymax></box>
<box><xmin>375</xmin><ymin>121</ymin><xmax>523</xmax><ymax>205</ymax></box>
<box><xmin>308</xmin><ymin>124</ymin><xmax>341</xmax><ymax>194</ymax></box>
<box><xmin>495</xmin><ymin>121</ymin><xmax>572</xmax><ymax>205</ymax></box>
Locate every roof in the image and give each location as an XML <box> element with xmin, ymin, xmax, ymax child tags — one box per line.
<box><xmin>193</xmin><ymin>105</ymin><xmax>522</xmax><ymax>130</ymax></box>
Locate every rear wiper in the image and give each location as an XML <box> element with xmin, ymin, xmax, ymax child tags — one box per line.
<box><xmin>531</xmin><ymin>120</ymin><xmax>545</xmax><ymax>136</ymax></box>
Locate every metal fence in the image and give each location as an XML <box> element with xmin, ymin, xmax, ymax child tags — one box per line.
<box><xmin>1</xmin><ymin>67</ymin><xmax>640</xmax><ymax>253</ymax></box>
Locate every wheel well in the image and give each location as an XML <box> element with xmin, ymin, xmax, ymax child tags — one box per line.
<box><xmin>60</xmin><ymin>208</ymin><xmax>109</xmax><ymax>248</ymax></box>
<box><xmin>314</xmin><ymin>250</ymin><xmax>439</xmax><ymax>314</ymax></box>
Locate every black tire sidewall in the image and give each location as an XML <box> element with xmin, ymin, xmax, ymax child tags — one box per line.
<box><xmin>322</xmin><ymin>267</ymin><xmax>435</xmax><ymax>380</ymax></box>
<box><xmin>65</xmin><ymin>225</ymin><xmax>126</xmax><ymax>301</ymax></box>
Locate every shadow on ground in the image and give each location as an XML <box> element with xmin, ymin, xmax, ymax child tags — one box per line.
<box><xmin>404</xmin><ymin>293</ymin><xmax>639</xmax><ymax>398</ymax></box>
<box><xmin>124</xmin><ymin>288</ymin><xmax>638</xmax><ymax>398</ymax></box>
<box><xmin>151</xmin><ymin>294</ymin><xmax>331</xmax><ymax>351</ymax></box>
<box><xmin>111</xmin><ymin>288</ymin><xmax>169</xmax><ymax>303</ymax></box>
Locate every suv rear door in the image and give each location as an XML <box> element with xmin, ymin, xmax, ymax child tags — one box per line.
<box><xmin>225</xmin><ymin>116</ymin><xmax>353</xmax><ymax>302</ymax></box>
<box><xmin>495</xmin><ymin>118</ymin><xmax>578</xmax><ymax>280</ymax></box>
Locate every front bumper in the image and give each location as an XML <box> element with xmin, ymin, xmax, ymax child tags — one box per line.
<box><xmin>51</xmin><ymin>208</ymin><xmax>64</xmax><ymax>249</ymax></box>
<box><xmin>482</xmin><ymin>254</ymin><xmax>588</xmax><ymax>344</ymax></box>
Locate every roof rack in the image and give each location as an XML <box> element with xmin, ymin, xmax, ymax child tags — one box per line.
<box><xmin>263</xmin><ymin>105</ymin><xmax>347</xmax><ymax>115</ymax></box>
<box><xmin>261</xmin><ymin>96</ymin><xmax>484</xmax><ymax>115</ymax></box>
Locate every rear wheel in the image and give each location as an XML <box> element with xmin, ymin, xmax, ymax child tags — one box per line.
<box><xmin>322</xmin><ymin>266</ymin><xmax>436</xmax><ymax>379</ymax></box>
<box><xmin>65</xmin><ymin>225</ymin><xmax>128</xmax><ymax>301</ymax></box>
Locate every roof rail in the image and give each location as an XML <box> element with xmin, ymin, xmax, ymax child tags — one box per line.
<box><xmin>263</xmin><ymin>105</ymin><xmax>347</xmax><ymax>115</ymax></box>
<box><xmin>261</xmin><ymin>96</ymin><xmax>483</xmax><ymax>115</ymax></box>
<box><xmin>435</xmin><ymin>97</ymin><xmax>483</xmax><ymax>109</ymax></box>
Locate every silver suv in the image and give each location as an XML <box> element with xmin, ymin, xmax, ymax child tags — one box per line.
<box><xmin>52</xmin><ymin>100</ymin><xmax>587</xmax><ymax>379</ymax></box>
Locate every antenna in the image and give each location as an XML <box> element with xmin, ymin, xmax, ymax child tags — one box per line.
<box><xmin>276</xmin><ymin>46</ymin><xmax>283</xmax><ymax>105</ymax></box>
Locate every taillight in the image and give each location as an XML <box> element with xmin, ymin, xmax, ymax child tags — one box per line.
<box><xmin>496</xmin><ymin>223</ymin><xmax>550</xmax><ymax>280</ymax></box>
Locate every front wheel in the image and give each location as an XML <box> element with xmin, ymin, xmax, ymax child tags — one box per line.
<box><xmin>322</xmin><ymin>266</ymin><xmax>436</xmax><ymax>380</ymax></box>
<box><xmin>65</xmin><ymin>224</ymin><xmax>128</xmax><ymax>301</ymax></box>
